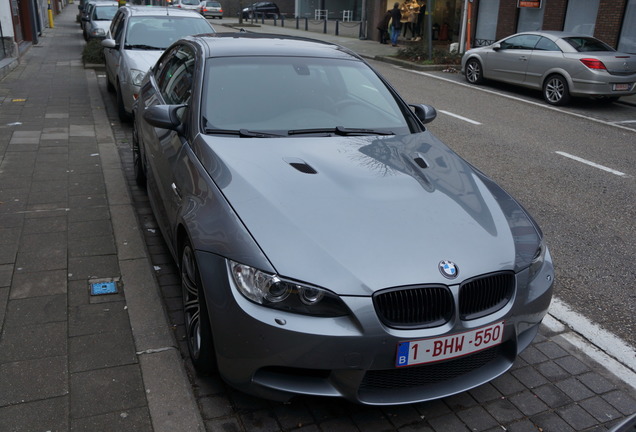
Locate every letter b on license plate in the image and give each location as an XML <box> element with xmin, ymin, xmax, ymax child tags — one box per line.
<box><xmin>396</xmin><ymin>322</ymin><xmax>504</xmax><ymax>367</ymax></box>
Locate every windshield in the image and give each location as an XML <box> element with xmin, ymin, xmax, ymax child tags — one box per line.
<box><xmin>125</xmin><ymin>16</ymin><xmax>213</xmax><ymax>49</ymax></box>
<box><xmin>201</xmin><ymin>56</ymin><xmax>411</xmax><ymax>135</ymax></box>
<box><xmin>93</xmin><ymin>5</ymin><xmax>118</xmax><ymax>20</ymax></box>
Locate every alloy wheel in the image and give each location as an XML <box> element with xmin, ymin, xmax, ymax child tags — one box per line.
<box><xmin>465</xmin><ymin>59</ymin><xmax>483</xmax><ymax>84</ymax></box>
<box><xmin>544</xmin><ymin>75</ymin><xmax>570</xmax><ymax>105</ymax></box>
<box><xmin>182</xmin><ymin>244</ymin><xmax>202</xmax><ymax>360</ymax></box>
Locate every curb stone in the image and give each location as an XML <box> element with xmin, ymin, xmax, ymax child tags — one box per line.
<box><xmin>86</xmin><ymin>67</ymin><xmax>206</xmax><ymax>432</ymax></box>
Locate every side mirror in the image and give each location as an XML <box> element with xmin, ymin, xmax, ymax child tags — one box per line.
<box><xmin>143</xmin><ymin>105</ymin><xmax>187</xmax><ymax>133</ymax></box>
<box><xmin>101</xmin><ymin>38</ymin><xmax>117</xmax><ymax>49</ymax></box>
<box><xmin>410</xmin><ymin>104</ymin><xmax>437</xmax><ymax>125</ymax></box>
<box><xmin>492</xmin><ymin>43</ymin><xmax>502</xmax><ymax>51</ymax></box>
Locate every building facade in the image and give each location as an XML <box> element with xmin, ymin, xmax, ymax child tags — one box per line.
<box><xmin>469</xmin><ymin>0</ymin><xmax>635</xmax><ymax>53</ymax></box>
<box><xmin>2</xmin><ymin>0</ymin><xmax>634</xmax><ymax>68</ymax></box>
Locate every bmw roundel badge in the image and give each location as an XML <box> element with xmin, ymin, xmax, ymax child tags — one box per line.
<box><xmin>439</xmin><ymin>260</ymin><xmax>459</xmax><ymax>279</ymax></box>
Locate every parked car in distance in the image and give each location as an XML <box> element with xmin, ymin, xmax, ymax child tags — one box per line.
<box><xmin>171</xmin><ymin>0</ymin><xmax>204</xmax><ymax>13</ymax></box>
<box><xmin>77</xmin><ymin>0</ymin><xmax>89</xmax><ymax>23</ymax></box>
<box><xmin>101</xmin><ymin>5</ymin><xmax>214</xmax><ymax>121</ymax></box>
<box><xmin>241</xmin><ymin>1</ymin><xmax>280</xmax><ymax>19</ymax></box>
<box><xmin>132</xmin><ymin>33</ymin><xmax>554</xmax><ymax>404</ymax></box>
<box><xmin>83</xmin><ymin>1</ymin><xmax>118</xmax><ymax>41</ymax></box>
<box><xmin>201</xmin><ymin>1</ymin><xmax>223</xmax><ymax>19</ymax></box>
<box><xmin>79</xmin><ymin>0</ymin><xmax>99</xmax><ymax>30</ymax></box>
<box><xmin>461</xmin><ymin>31</ymin><xmax>636</xmax><ymax>105</ymax></box>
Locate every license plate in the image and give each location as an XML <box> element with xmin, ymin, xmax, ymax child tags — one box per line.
<box><xmin>396</xmin><ymin>322</ymin><xmax>504</xmax><ymax>367</ymax></box>
<box><xmin>613</xmin><ymin>83</ymin><xmax>630</xmax><ymax>91</ymax></box>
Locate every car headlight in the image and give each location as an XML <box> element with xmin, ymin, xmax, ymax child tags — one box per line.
<box><xmin>527</xmin><ymin>240</ymin><xmax>546</xmax><ymax>281</ymax></box>
<box><xmin>229</xmin><ymin>261</ymin><xmax>349</xmax><ymax>317</ymax></box>
<box><xmin>90</xmin><ymin>28</ymin><xmax>106</xmax><ymax>36</ymax></box>
<box><xmin>130</xmin><ymin>69</ymin><xmax>146</xmax><ymax>87</ymax></box>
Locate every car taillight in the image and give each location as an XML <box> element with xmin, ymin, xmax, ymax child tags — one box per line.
<box><xmin>580</xmin><ymin>58</ymin><xmax>607</xmax><ymax>70</ymax></box>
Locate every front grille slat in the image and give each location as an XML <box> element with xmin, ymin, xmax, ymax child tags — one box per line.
<box><xmin>459</xmin><ymin>272</ymin><xmax>515</xmax><ymax>320</ymax></box>
<box><xmin>373</xmin><ymin>272</ymin><xmax>515</xmax><ymax>329</ymax></box>
<box><xmin>373</xmin><ymin>285</ymin><xmax>453</xmax><ymax>330</ymax></box>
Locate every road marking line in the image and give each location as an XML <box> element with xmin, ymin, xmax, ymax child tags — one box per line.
<box><xmin>397</xmin><ymin>68</ymin><xmax>636</xmax><ymax>134</ymax></box>
<box><xmin>548</xmin><ymin>297</ymin><xmax>636</xmax><ymax>391</ymax></box>
<box><xmin>439</xmin><ymin>110</ymin><xmax>482</xmax><ymax>125</ymax></box>
<box><xmin>555</xmin><ymin>151</ymin><xmax>629</xmax><ymax>177</ymax></box>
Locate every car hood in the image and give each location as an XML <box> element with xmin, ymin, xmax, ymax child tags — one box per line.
<box><xmin>196</xmin><ymin>132</ymin><xmax>539</xmax><ymax>295</ymax></box>
<box><xmin>91</xmin><ymin>21</ymin><xmax>112</xmax><ymax>31</ymax></box>
<box><xmin>123</xmin><ymin>50</ymin><xmax>163</xmax><ymax>74</ymax></box>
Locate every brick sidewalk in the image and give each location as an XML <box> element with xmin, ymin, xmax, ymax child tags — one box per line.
<box><xmin>0</xmin><ymin>5</ymin><xmax>203</xmax><ymax>431</ymax></box>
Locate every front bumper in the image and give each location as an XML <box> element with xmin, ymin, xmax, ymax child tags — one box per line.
<box><xmin>197</xmin><ymin>250</ymin><xmax>554</xmax><ymax>404</ymax></box>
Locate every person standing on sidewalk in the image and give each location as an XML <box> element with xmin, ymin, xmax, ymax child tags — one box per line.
<box><xmin>377</xmin><ymin>10</ymin><xmax>391</xmax><ymax>44</ymax></box>
<box><xmin>389</xmin><ymin>2</ymin><xmax>402</xmax><ymax>47</ymax></box>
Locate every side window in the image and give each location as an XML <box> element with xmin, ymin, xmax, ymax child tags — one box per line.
<box><xmin>534</xmin><ymin>37</ymin><xmax>561</xmax><ymax>52</ymax></box>
<box><xmin>500</xmin><ymin>35</ymin><xmax>540</xmax><ymax>50</ymax></box>
<box><xmin>111</xmin><ymin>12</ymin><xmax>125</xmax><ymax>42</ymax></box>
<box><xmin>156</xmin><ymin>45</ymin><xmax>196</xmax><ymax>105</ymax></box>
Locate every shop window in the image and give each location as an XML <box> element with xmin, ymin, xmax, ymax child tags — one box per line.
<box><xmin>618</xmin><ymin>0</ymin><xmax>636</xmax><ymax>53</ymax></box>
<box><xmin>517</xmin><ymin>5</ymin><xmax>545</xmax><ymax>32</ymax></box>
<box><xmin>474</xmin><ymin>0</ymin><xmax>500</xmax><ymax>46</ymax></box>
<box><xmin>563</xmin><ymin>0</ymin><xmax>600</xmax><ymax>36</ymax></box>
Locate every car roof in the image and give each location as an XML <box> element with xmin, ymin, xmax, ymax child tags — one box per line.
<box><xmin>121</xmin><ymin>5</ymin><xmax>206</xmax><ymax>17</ymax></box>
<box><xmin>189</xmin><ymin>33</ymin><xmax>362</xmax><ymax>60</ymax></box>
<box><xmin>509</xmin><ymin>30</ymin><xmax>600</xmax><ymax>40</ymax></box>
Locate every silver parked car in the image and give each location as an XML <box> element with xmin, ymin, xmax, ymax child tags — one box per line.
<box><xmin>201</xmin><ymin>1</ymin><xmax>223</xmax><ymax>19</ymax></box>
<box><xmin>102</xmin><ymin>5</ymin><xmax>214</xmax><ymax>121</ymax></box>
<box><xmin>171</xmin><ymin>0</ymin><xmax>204</xmax><ymax>13</ymax></box>
<box><xmin>82</xmin><ymin>1</ymin><xmax>118</xmax><ymax>41</ymax></box>
<box><xmin>132</xmin><ymin>33</ymin><xmax>554</xmax><ymax>404</ymax></box>
<box><xmin>461</xmin><ymin>31</ymin><xmax>636</xmax><ymax>105</ymax></box>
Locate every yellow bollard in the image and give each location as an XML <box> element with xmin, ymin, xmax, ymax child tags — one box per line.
<box><xmin>48</xmin><ymin>0</ymin><xmax>54</xmax><ymax>28</ymax></box>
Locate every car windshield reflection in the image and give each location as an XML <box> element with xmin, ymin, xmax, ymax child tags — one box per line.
<box><xmin>202</xmin><ymin>56</ymin><xmax>411</xmax><ymax>134</ymax></box>
<box><xmin>125</xmin><ymin>16</ymin><xmax>214</xmax><ymax>50</ymax></box>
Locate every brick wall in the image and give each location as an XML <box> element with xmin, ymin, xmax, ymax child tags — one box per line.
<box><xmin>542</xmin><ymin>0</ymin><xmax>567</xmax><ymax>30</ymax></box>
<box><xmin>496</xmin><ymin>0</ymin><xmax>519</xmax><ymax>39</ymax></box>
<box><xmin>595</xmin><ymin>0</ymin><xmax>627</xmax><ymax>47</ymax></box>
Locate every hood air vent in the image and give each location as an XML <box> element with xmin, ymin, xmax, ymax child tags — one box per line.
<box><xmin>284</xmin><ymin>157</ymin><xmax>318</xmax><ymax>174</ymax></box>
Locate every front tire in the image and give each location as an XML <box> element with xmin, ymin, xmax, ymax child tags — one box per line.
<box><xmin>465</xmin><ymin>58</ymin><xmax>484</xmax><ymax>85</ymax></box>
<box><xmin>181</xmin><ymin>240</ymin><xmax>217</xmax><ymax>374</ymax></box>
<box><xmin>543</xmin><ymin>74</ymin><xmax>570</xmax><ymax>106</ymax></box>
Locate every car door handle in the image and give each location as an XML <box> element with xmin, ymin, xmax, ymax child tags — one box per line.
<box><xmin>519</xmin><ymin>56</ymin><xmax>528</xmax><ymax>61</ymax></box>
<box><xmin>171</xmin><ymin>183</ymin><xmax>182</xmax><ymax>200</ymax></box>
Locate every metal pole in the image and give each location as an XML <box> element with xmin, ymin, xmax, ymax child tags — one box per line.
<box><xmin>359</xmin><ymin>0</ymin><xmax>367</xmax><ymax>39</ymax></box>
<box><xmin>459</xmin><ymin>0</ymin><xmax>469</xmax><ymax>54</ymax></box>
<box><xmin>427</xmin><ymin>0</ymin><xmax>432</xmax><ymax>60</ymax></box>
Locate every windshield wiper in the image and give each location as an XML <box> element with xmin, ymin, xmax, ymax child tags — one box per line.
<box><xmin>126</xmin><ymin>44</ymin><xmax>163</xmax><ymax>50</ymax></box>
<box><xmin>288</xmin><ymin>126</ymin><xmax>394</xmax><ymax>136</ymax></box>
<box><xmin>204</xmin><ymin>128</ymin><xmax>285</xmax><ymax>138</ymax></box>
